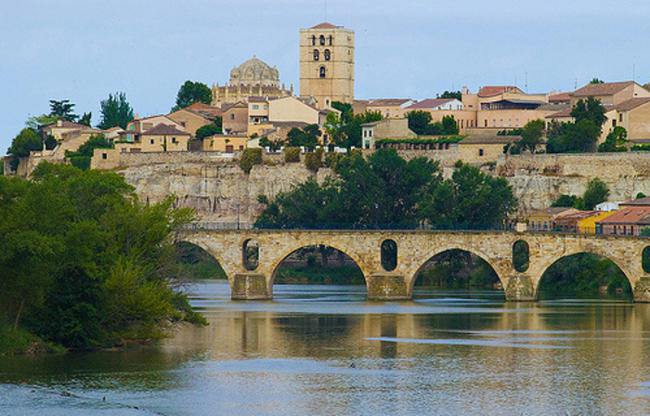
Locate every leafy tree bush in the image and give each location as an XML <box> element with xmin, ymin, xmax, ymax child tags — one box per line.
<box><xmin>438</xmin><ymin>90</ymin><xmax>462</xmax><ymax>100</ymax></box>
<box><xmin>0</xmin><ymin>163</ymin><xmax>202</xmax><ymax>351</ymax></box>
<box><xmin>406</xmin><ymin>111</ymin><xmax>459</xmax><ymax>135</ymax></box>
<box><xmin>325</xmin><ymin>102</ymin><xmax>382</xmax><ymax>148</ymax></box>
<box><xmin>7</xmin><ymin>128</ymin><xmax>43</xmax><ymax>170</ymax></box>
<box><xmin>287</xmin><ymin>124</ymin><xmax>321</xmax><ymax>149</ymax></box>
<box><xmin>323</xmin><ymin>152</ymin><xmax>344</xmax><ymax>170</ymax></box>
<box><xmin>598</xmin><ymin>126</ymin><xmax>628</xmax><ymax>152</ymax></box>
<box><xmin>304</xmin><ymin>148</ymin><xmax>324</xmax><ymax>173</ymax></box>
<box><xmin>547</xmin><ymin>98</ymin><xmax>606</xmax><ymax>153</ymax></box>
<box><xmin>284</xmin><ymin>147</ymin><xmax>300</xmax><ymax>163</ymax></box>
<box><xmin>255</xmin><ymin>150</ymin><xmax>514</xmax><ymax>230</ymax></box>
<box><xmin>65</xmin><ymin>134</ymin><xmax>113</xmax><ymax>170</ymax></box>
<box><xmin>98</xmin><ymin>92</ymin><xmax>134</xmax><ymax>129</ymax></box>
<box><xmin>49</xmin><ymin>99</ymin><xmax>78</xmax><ymax>122</ymax></box>
<box><xmin>550</xmin><ymin>178</ymin><xmax>609</xmax><ymax>210</ymax></box>
<box><xmin>239</xmin><ymin>148</ymin><xmax>263</xmax><ymax>174</ymax></box>
<box><xmin>173</xmin><ymin>81</ymin><xmax>212</xmax><ymax>111</ymax></box>
<box><xmin>195</xmin><ymin>119</ymin><xmax>223</xmax><ymax>140</ymax></box>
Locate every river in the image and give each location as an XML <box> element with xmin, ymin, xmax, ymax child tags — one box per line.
<box><xmin>1</xmin><ymin>281</ymin><xmax>650</xmax><ymax>415</ymax></box>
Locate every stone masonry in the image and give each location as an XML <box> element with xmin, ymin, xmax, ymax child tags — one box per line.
<box><xmin>178</xmin><ymin>229</ymin><xmax>650</xmax><ymax>303</ymax></box>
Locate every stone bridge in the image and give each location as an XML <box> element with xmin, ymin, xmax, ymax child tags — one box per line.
<box><xmin>178</xmin><ymin>229</ymin><xmax>650</xmax><ymax>302</ymax></box>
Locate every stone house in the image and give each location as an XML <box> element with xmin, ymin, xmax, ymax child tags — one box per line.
<box><xmin>139</xmin><ymin>124</ymin><xmax>190</xmax><ymax>152</ymax></box>
<box><xmin>203</xmin><ymin>134</ymin><xmax>248</xmax><ymax>153</ymax></box>
<box><xmin>222</xmin><ymin>102</ymin><xmax>249</xmax><ymax>135</ymax></box>
<box><xmin>122</xmin><ymin>115</ymin><xmax>185</xmax><ymax>143</ymax></box>
<box><xmin>167</xmin><ymin>103</ymin><xmax>221</xmax><ymax>136</ymax></box>
<box><xmin>361</xmin><ymin>118</ymin><xmax>416</xmax><ymax>149</ymax></box>
<box><xmin>597</xmin><ymin>206</ymin><xmax>650</xmax><ymax>236</ymax></box>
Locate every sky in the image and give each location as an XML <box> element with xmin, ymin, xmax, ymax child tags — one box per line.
<box><xmin>2</xmin><ymin>0</ymin><xmax>650</xmax><ymax>153</ymax></box>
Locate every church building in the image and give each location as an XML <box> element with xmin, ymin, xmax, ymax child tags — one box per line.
<box><xmin>299</xmin><ymin>22</ymin><xmax>355</xmax><ymax>109</ymax></box>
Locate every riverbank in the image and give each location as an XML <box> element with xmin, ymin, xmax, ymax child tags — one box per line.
<box><xmin>0</xmin><ymin>324</ymin><xmax>65</xmax><ymax>356</ymax></box>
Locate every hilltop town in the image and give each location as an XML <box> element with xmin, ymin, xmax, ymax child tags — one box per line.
<box><xmin>5</xmin><ymin>21</ymin><xmax>650</xmax><ymax>236</ymax></box>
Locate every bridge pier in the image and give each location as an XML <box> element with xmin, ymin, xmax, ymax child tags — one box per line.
<box><xmin>634</xmin><ymin>276</ymin><xmax>650</xmax><ymax>303</ymax></box>
<box><xmin>367</xmin><ymin>273</ymin><xmax>410</xmax><ymax>301</ymax></box>
<box><xmin>504</xmin><ymin>273</ymin><xmax>535</xmax><ymax>302</ymax></box>
<box><xmin>231</xmin><ymin>273</ymin><xmax>271</xmax><ymax>300</ymax></box>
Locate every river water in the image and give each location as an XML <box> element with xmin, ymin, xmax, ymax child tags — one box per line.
<box><xmin>1</xmin><ymin>281</ymin><xmax>650</xmax><ymax>415</ymax></box>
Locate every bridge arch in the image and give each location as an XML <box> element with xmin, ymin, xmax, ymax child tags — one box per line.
<box><xmin>534</xmin><ymin>249</ymin><xmax>635</xmax><ymax>300</ymax></box>
<box><xmin>408</xmin><ymin>246</ymin><xmax>508</xmax><ymax>294</ymax></box>
<box><xmin>268</xmin><ymin>243</ymin><xmax>370</xmax><ymax>289</ymax></box>
<box><xmin>174</xmin><ymin>235</ymin><xmax>235</xmax><ymax>283</ymax></box>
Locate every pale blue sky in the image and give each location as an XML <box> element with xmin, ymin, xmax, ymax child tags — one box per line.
<box><xmin>2</xmin><ymin>0</ymin><xmax>650</xmax><ymax>152</ymax></box>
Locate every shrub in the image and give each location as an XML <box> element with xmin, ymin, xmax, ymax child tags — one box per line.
<box><xmin>324</xmin><ymin>152</ymin><xmax>344</xmax><ymax>170</ymax></box>
<box><xmin>239</xmin><ymin>148</ymin><xmax>262</xmax><ymax>174</ymax></box>
<box><xmin>284</xmin><ymin>147</ymin><xmax>300</xmax><ymax>163</ymax></box>
<box><xmin>304</xmin><ymin>149</ymin><xmax>323</xmax><ymax>173</ymax></box>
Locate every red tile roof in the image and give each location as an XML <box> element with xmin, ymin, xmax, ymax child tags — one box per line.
<box><xmin>478</xmin><ymin>86</ymin><xmax>522</xmax><ymax>98</ymax></box>
<box><xmin>311</xmin><ymin>22</ymin><xmax>339</xmax><ymax>29</ymax></box>
<box><xmin>406</xmin><ymin>98</ymin><xmax>456</xmax><ymax>109</ymax></box>
<box><xmin>141</xmin><ymin>124</ymin><xmax>189</xmax><ymax>136</ymax></box>
<box><xmin>572</xmin><ymin>81</ymin><xmax>635</xmax><ymax>97</ymax></box>
<box><xmin>367</xmin><ymin>98</ymin><xmax>413</xmax><ymax>107</ymax></box>
<box><xmin>598</xmin><ymin>207</ymin><xmax>650</xmax><ymax>224</ymax></box>
<box><xmin>620</xmin><ymin>197</ymin><xmax>650</xmax><ymax>206</ymax></box>
<box><xmin>614</xmin><ymin>97</ymin><xmax>650</xmax><ymax>112</ymax></box>
<box><xmin>185</xmin><ymin>102</ymin><xmax>222</xmax><ymax>118</ymax></box>
<box><xmin>549</xmin><ymin>92</ymin><xmax>571</xmax><ymax>103</ymax></box>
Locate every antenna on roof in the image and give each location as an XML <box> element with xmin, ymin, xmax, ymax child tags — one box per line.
<box><xmin>574</xmin><ymin>78</ymin><xmax>578</xmax><ymax>90</ymax></box>
<box><xmin>525</xmin><ymin>72</ymin><xmax>528</xmax><ymax>92</ymax></box>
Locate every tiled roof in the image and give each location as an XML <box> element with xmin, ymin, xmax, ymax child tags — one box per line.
<box><xmin>44</xmin><ymin>120</ymin><xmax>90</xmax><ymax>129</ymax></box>
<box><xmin>271</xmin><ymin>121</ymin><xmax>310</xmax><ymax>129</ymax></box>
<box><xmin>478</xmin><ymin>86</ymin><xmax>521</xmax><ymax>98</ymax></box>
<box><xmin>141</xmin><ymin>124</ymin><xmax>189</xmax><ymax>136</ymax></box>
<box><xmin>406</xmin><ymin>98</ymin><xmax>455</xmax><ymax>109</ymax></box>
<box><xmin>620</xmin><ymin>197</ymin><xmax>650</xmax><ymax>206</ymax></box>
<box><xmin>614</xmin><ymin>97</ymin><xmax>650</xmax><ymax>112</ymax></box>
<box><xmin>185</xmin><ymin>102</ymin><xmax>222</xmax><ymax>118</ymax></box>
<box><xmin>311</xmin><ymin>22</ymin><xmax>339</xmax><ymax>29</ymax></box>
<box><xmin>546</xmin><ymin>104</ymin><xmax>615</xmax><ymax>118</ymax></box>
<box><xmin>572</xmin><ymin>81</ymin><xmax>634</xmax><ymax>97</ymax></box>
<box><xmin>367</xmin><ymin>98</ymin><xmax>413</xmax><ymax>107</ymax></box>
<box><xmin>598</xmin><ymin>206</ymin><xmax>650</xmax><ymax>224</ymax></box>
<box><xmin>549</xmin><ymin>92</ymin><xmax>571</xmax><ymax>103</ymax></box>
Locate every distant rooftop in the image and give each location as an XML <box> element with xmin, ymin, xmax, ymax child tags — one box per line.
<box><xmin>572</xmin><ymin>81</ymin><xmax>636</xmax><ymax>97</ymax></box>
<box><xmin>406</xmin><ymin>98</ymin><xmax>456</xmax><ymax>109</ymax></box>
<box><xmin>311</xmin><ymin>22</ymin><xmax>340</xmax><ymax>29</ymax></box>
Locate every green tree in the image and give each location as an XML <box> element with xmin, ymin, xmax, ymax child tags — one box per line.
<box><xmin>0</xmin><ymin>163</ymin><xmax>200</xmax><ymax>350</ymax></box>
<box><xmin>518</xmin><ymin>119</ymin><xmax>545</xmax><ymax>153</ymax></box>
<box><xmin>26</xmin><ymin>114</ymin><xmax>58</xmax><ymax>130</ymax></box>
<box><xmin>7</xmin><ymin>128</ymin><xmax>42</xmax><ymax>170</ymax></box>
<box><xmin>239</xmin><ymin>148</ymin><xmax>262</xmax><ymax>173</ymax></box>
<box><xmin>440</xmin><ymin>115</ymin><xmax>459</xmax><ymax>135</ymax></box>
<box><xmin>580</xmin><ymin>178</ymin><xmax>609</xmax><ymax>210</ymax></box>
<box><xmin>438</xmin><ymin>91</ymin><xmax>462</xmax><ymax>100</ymax></box>
<box><xmin>174</xmin><ymin>81</ymin><xmax>212</xmax><ymax>111</ymax></box>
<box><xmin>78</xmin><ymin>112</ymin><xmax>92</xmax><ymax>127</ymax></box>
<box><xmin>65</xmin><ymin>134</ymin><xmax>114</xmax><ymax>170</ymax></box>
<box><xmin>98</xmin><ymin>92</ymin><xmax>134</xmax><ymax>129</ymax></box>
<box><xmin>407</xmin><ymin>111</ymin><xmax>433</xmax><ymax>135</ymax></box>
<box><xmin>286</xmin><ymin>124</ymin><xmax>321</xmax><ymax>149</ymax></box>
<box><xmin>195</xmin><ymin>118</ymin><xmax>223</xmax><ymax>140</ymax></box>
<box><xmin>598</xmin><ymin>126</ymin><xmax>628</xmax><ymax>152</ymax></box>
<box><xmin>590</xmin><ymin>78</ymin><xmax>604</xmax><ymax>84</ymax></box>
<box><xmin>49</xmin><ymin>99</ymin><xmax>78</xmax><ymax>122</ymax></box>
<box><xmin>571</xmin><ymin>97</ymin><xmax>607</xmax><ymax>129</ymax></box>
<box><xmin>418</xmin><ymin>162</ymin><xmax>517</xmax><ymax>229</ymax></box>
<box><xmin>551</xmin><ymin>194</ymin><xmax>579</xmax><ymax>208</ymax></box>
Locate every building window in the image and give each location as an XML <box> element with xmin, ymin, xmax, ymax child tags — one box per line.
<box><xmin>230</xmin><ymin>113</ymin><xmax>235</xmax><ymax>120</ymax></box>
<box><xmin>150</xmin><ymin>139</ymin><xmax>154</xmax><ymax>144</ymax></box>
<box><xmin>620</xmin><ymin>113</ymin><xmax>623</xmax><ymax>122</ymax></box>
<box><xmin>252</xmin><ymin>104</ymin><xmax>259</xmax><ymax>110</ymax></box>
<box><xmin>180</xmin><ymin>121</ymin><xmax>186</xmax><ymax>127</ymax></box>
<box><xmin>479</xmin><ymin>148</ymin><xmax>484</xmax><ymax>156</ymax></box>
<box><xmin>324</xmin><ymin>49</ymin><xmax>331</xmax><ymax>61</ymax></box>
<box><xmin>319</xmin><ymin>35</ymin><xmax>325</xmax><ymax>45</ymax></box>
<box><xmin>613</xmin><ymin>119</ymin><xmax>617</xmax><ymax>127</ymax></box>
<box><xmin>319</xmin><ymin>66</ymin><xmax>326</xmax><ymax>78</ymax></box>
<box><xmin>328</xmin><ymin>35</ymin><xmax>333</xmax><ymax>45</ymax></box>
<box><xmin>172</xmin><ymin>137</ymin><xmax>177</xmax><ymax>144</ymax></box>
<box><xmin>313</xmin><ymin>49</ymin><xmax>319</xmax><ymax>61</ymax></box>
<box><xmin>239</xmin><ymin>145</ymin><xmax>244</xmax><ymax>150</ymax></box>
<box><xmin>311</xmin><ymin>35</ymin><xmax>316</xmax><ymax>46</ymax></box>
<box><xmin>484</xmin><ymin>120</ymin><xmax>488</xmax><ymax>127</ymax></box>
<box><xmin>102</xmin><ymin>153</ymin><xmax>107</xmax><ymax>160</ymax></box>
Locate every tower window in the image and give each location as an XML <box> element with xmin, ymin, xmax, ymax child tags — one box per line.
<box><xmin>319</xmin><ymin>66</ymin><xmax>326</xmax><ymax>78</ymax></box>
<box><xmin>324</xmin><ymin>49</ymin><xmax>331</xmax><ymax>61</ymax></box>
<box><xmin>328</xmin><ymin>35</ymin><xmax>333</xmax><ymax>45</ymax></box>
<box><xmin>313</xmin><ymin>49</ymin><xmax>319</xmax><ymax>61</ymax></box>
<box><xmin>311</xmin><ymin>35</ymin><xmax>316</xmax><ymax>46</ymax></box>
<box><xmin>319</xmin><ymin>35</ymin><xmax>325</xmax><ymax>45</ymax></box>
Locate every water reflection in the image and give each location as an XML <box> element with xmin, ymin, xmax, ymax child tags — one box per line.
<box><xmin>1</xmin><ymin>281</ymin><xmax>650</xmax><ymax>416</ymax></box>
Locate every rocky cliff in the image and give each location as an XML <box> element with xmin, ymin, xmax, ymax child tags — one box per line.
<box><xmin>116</xmin><ymin>152</ymin><xmax>650</xmax><ymax>222</ymax></box>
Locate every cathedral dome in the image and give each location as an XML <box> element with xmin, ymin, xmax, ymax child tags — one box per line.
<box><xmin>229</xmin><ymin>55</ymin><xmax>280</xmax><ymax>88</ymax></box>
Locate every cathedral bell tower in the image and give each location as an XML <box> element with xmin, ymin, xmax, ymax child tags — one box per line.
<box><xmin>299</xmin><ymin>22</ymin><xmax>354</xmax><ymax>109</ymax></box>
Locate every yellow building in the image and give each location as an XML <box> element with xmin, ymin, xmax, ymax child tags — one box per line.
<box><xmin>299</xmin><ymin>22</ymin><xmax>354</xmax><ymax>108</ymax></box>
<box><xmin>139</xmin><ymin>124</ymin><xmax>190</xmax><ymax>152</ymax></box>
<box><xmin>203</xmin><ymin>134</ymin><xmax>248</xmax><ymax>153</ymax></box>
<box><xmin>577</xmin><ymin>210</ymin><xmax>617</xmax><ymax>234</ymax></box>
<box><xmin>167</xmin><ymin>103</ymin><xmax>221</xmax><ymax>136</ymax></box>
